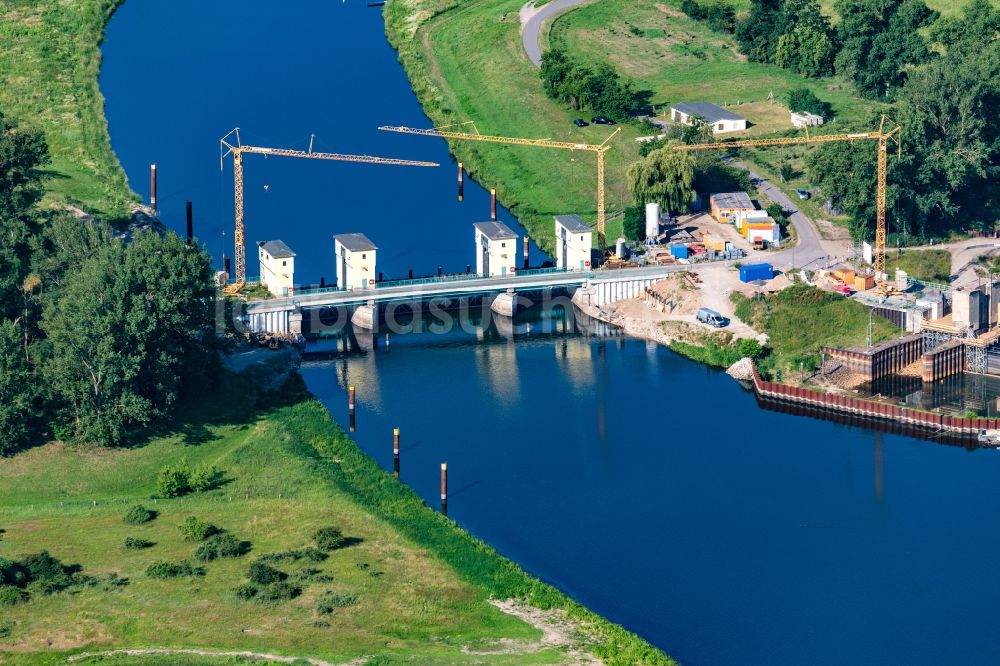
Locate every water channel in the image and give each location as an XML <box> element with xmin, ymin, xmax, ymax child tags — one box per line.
<box><xmin>100</xmin><ymin>3</ymin><xmax>1000</xmax><ymax>664</ymax></box>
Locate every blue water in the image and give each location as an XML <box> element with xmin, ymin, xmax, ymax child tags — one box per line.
<box><xmin>99</xmin><ymin>0</ymin><xmax>547</xmax><ymax>284</ymax></box>
<box><xmin>100</xmin><ymin>4</ymin><xmax>1000</xmax><ymax>665</ymax></box>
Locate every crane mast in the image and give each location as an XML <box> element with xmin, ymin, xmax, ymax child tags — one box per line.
<box><xmin>674</xmin><ymin>116</ymin><xmax>901</xmax><ymax>293</ymax></box>
<box><xmin>220</xmin><ymin>128</ymin><xmax>439</xmax><ymax>292</ymax></box>
<box><xmin>379</xmin><ymin>123</ymin><xmax>621</xmax><ymax>249</ymax></box>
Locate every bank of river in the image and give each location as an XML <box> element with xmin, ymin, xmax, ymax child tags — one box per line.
<box><xmin>97</xmin><ymin>2</ymin><xmax>1000</xmax><ymax>665</ymax></box>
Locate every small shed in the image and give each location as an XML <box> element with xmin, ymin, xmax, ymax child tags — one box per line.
<box><xmin>791</xmin><ymin>111</ymin><xmax>824</xmax><ymax>128</ymax></box>
<box><xmin>258</xmin><ymin>240</ymin><xmax>295</xmax><ymax>297</ymax></box>
<box><xmin>710</xmin><ymin>192</ymin><xmax>756</xmax><ymax>224</ymax></box>
<box><xmin>554</xmin><ymin>215</ymin><xmax>593</xmax><ymax>271</ymax></box>
<box><xmin>334</xmin><ymin>233</ymin><xmax>377</xmax><ymax>290</ymax></box>
<box><xmin>670</xmin><ymin>102</ymin><xmax>747</xmax><ymax>134</ymax></box>
<box><xmin>474</xmin><ymin>221</ymin><xmax>518</xmax><ymax>277</ymax></box>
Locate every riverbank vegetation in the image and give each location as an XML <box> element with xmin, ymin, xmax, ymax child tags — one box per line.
<box><xmin>0</xmin><ymin>0</ymin><xmax>133</xmax><ymax>219</ymax></box>
<box><xmin>732</xmin><ymin>283</ymin><xmax>898</xmax><ymax>376</ymax></box>
<box><xmin>0</xmin><ymin>369</ymin><xmax>675</xmax><ymax>665</ymax></box>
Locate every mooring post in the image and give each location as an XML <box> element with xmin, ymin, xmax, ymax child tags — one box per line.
<box><xmin>440</xmin><ymin>462</ymin><xmax>448</xmax><ymax>515</ymax></box>
<box><xmin>348</xmin><ymin>385</ymin><xmax>356</xmax><ymax>432</ymax></box>
<box><xmin>490</xmin><ymin>188</ymin><xmax>497</xmax><ymax>221</ymax></box>
<box><xmin>458</xmin><ymin>161</ymin><xmax>464</xmax><ymax>201</ymax></box>
<box><xmin>185</xmin><ymin>200</ymin><xmax>193</xmax><ymax>246</ymax></box>
<box><xmin>393</xmin><ymin>427</ymin><xmax>400</xmax><ymax>478</ymax></box>
<box><xmin>150</xmin><ymin>163</ymin><xmax>157</xmax><ymax>213</ymax></box>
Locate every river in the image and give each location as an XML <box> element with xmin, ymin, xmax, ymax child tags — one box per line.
<box><xmin>100</xmin><ymin>3</ymin><xmax>1000</xmax><ymax>665</ymax></box>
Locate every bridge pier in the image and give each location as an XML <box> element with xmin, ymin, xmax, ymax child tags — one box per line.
<box><xmin>490</xmin><ymin>289</ymin><xmax>519</xmax><ymax>317</ymax></box>
<box><xmin>351</xmin><ymin>300</ymin><xmax>378</xmax><ymax>330</ymax></box>
<box><xmin>288</xmin><ymin>309</ymin><xmax>303</xmax><ymax>337</ymax></box>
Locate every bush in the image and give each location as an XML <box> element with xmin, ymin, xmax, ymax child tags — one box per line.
<box><xmin>189</xmin><ymin>463</ymin><xmax>224</xmax><ymax>492</ymax></box>
<box><xmin>157</xmin><ymin>459</ymin><xmax>191</xmax><ymax>498</ymax></box>
<box><xmin>123</xmin><ymin>537</ymin><xmax>154</xmax><ymax>550</ymax></box>
<box><xmin>0</xmin><ymin>557</ymin><xmax>27</xmax><ymax>587</ymax></box>
<box><xmin>179</xmin><ymin>516</ymin><xmax>220</xmax><ymax>542</ymax></box>
<box><xmin>738</xmin><ymin>338</ymin><xmax>763</xmax><ymax>359</ymax></box>
<box><xmin>195</xmin><ymin>533</ymin><xmax>251</xmax><ymax>561</ymax></box>
<box><xmin>293</xmin><ymin>567</ymin><xmax>333</xmax><ymax>583</ymax></box>
<box><xmin>0</xmin><ymin>619</ymin><xmax>14</xmax><ymax>638</ymax></box>
<box><xmin>255</xmin><ymin>581</ymin><xmax>301</xmax><ymax>603</ymax></box>
<box><xmin>234</xmin><ymin>582</ymin><xmax>258</xmax><ymax>600</ymax></box>
<box><xmin>247</xmin><ymin>561</ymin><xmax>286</xmax><ymax>585</ymax></box>
<box><xmin>0</xmin><ymin>585</ymin><xmax>27</xmax><ymax>606</ymax></box>
<box><xmin>786</xmin><ymin>88</ymin><xmax>831</xmax><ymax>119</ymax></box>
<box><xmin>313</xmin><ymin>527</ymin><xmax>346</xmax><ymax>551</ymax></box>
<box><xmin>146</xmin><ymin>560</ymin><xmax>203</xmax><ymax>579</ymax></box>
<box><xmin>316</xmin><ymin>591</ymin><xmax>357</xmax><ymax>614</ymax></box>
<box><xmin>122</xmin><ymin>504</ymin><xmax>156</xmax><ymax>525</ymax></box>
<box><xmin>257</xmin><ymin>547</ymin><xmax>327</xmax><ymax>564</ymax></box>
<box><xmin>21</xmin><ymin>551</ymin><xmax>74</xmax><ymax>593</ymax></box>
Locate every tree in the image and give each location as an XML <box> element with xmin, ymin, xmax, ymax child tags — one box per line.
<box><xmin>0</xmin><ymin>320</ymin><xmax>35</xmax><ymax>454</ymax></box>
<box><xmin>775</xmin><ymin>25</ymin><xmax>836</xmax><ymax>77</ymax></box>
<box><xmin>786</xmin><ymin>88</ymin><xmax>831</xmax><ymax>118</ymax></box>
<box><xmin>627</xmin><ymin>147</ymin><xmax>696</xmax><ymax>214</ymax></box>
<box><xmin>735</xmin><ymin>0</ymin><xmax>782</xmax><ymax>63</ymax></box>
<box><xmin>834</xmin><ymin>0</ymin><xmax>937</xmax><ymax>99</ymax></box>
<box><xmin>540</xmin><ymin>48</ymin><xmax>572</xmax><ymax>97</ymax></box>
<box><xmin>42</xmin><ymin>230</ymin><xmax>215</xmax><ymax>445</ymax></box>
<box><xmin>623</xmin><ymin>207</ymin><xmax>645</xmax><ymax>242</ymax></box>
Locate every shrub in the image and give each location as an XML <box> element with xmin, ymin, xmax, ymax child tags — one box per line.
<box><xmin>195</xmin><ymin>533</ymin><xmax>251</xmax><ymax>561</ymax></box>
<box><xmin>257</xmin><ymin>547</ymin><xmax>327</xmax><ymax>564</ymax></box>
<box><xmin>123</xmin><ymin>537</ymin><xmax>154</xmax><ymax>550</ymax></box>
<box><xmin>21</xmin><ymin>551</ymin><xmax>74</xmax><ymax>593</ymax></box>
<box><xmin>293</xmin><ymin>567</ymin><xmax>332</xmax><ymax>583</ymax></box>
<box><xmin>146</xmin><ymin>560</ymin><xmax>203</xmax><ymax>579</ymax></box>
<box><xmin>122</xmin><ymin>504</ymin><xmax>156</xmax><ymax>525</ymax></box>
<box><xmin>234</xmin><ymin>582</ymin><xmax>258</xmax><ymax>600</ymax></box>
<box><xmin>737</xmin><ymin>338</ymin><xmax>763</xmax><ymax>359</ymax></box>
<box><xmin>0</xmin><ymin>585</ymin><xmax>27</xmax><ymax>606</ymax></box>
<box><xmin>255</xmin><ymin>581</ymin><xmax>300</xmax><ymax>603</ymax></box>
<box><xmin>313</xmin><ymin>527</ymin><xmax>346</xmax><ymax>551</ymax></box>
<box><xmin>316</xmin><ymin>591</ymin><xmax>357</xmax><ymax>614</ymax></box>
<box><xmin>247</xmin><ymin>561</ymin><xmax>286</xmax><ymax>585</ymax></box>
<box><xmin>0</xmin><ymin>619</ymin><xmax>14</xmax><ymax>638</ymax></box>
<box><xmin>179</xmin><ymin>516</ymin><xmax>220</xmax><ymax>542</ymax></box>
<box><xmin>0</xmin><ymin>557</ymin><xmax>27</xmax><ymax>587</ymax></box>
<box><xmin>189</xmin><ymin>463</ymin><xmax>224</xmax><ymax>492</ymax></box>
<box><xmin>157</xmin><ymin>459</ymin><xmax>191</xmax><ymax>498</ymax></box>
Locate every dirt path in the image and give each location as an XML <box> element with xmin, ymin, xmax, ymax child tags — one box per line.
<box><xmin>466</xmin><ymin>598</ymin><xmax>603</xmax><ymax>665</ymax></box>
<box><xmin>67</xmin><ymin>648</ymin><xmax>367</xmax><ymax>666</ymax></box>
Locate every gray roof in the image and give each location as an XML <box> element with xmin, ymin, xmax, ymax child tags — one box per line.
<box><xmin>672</xmin><ymin>102</ymin><xmax>745</xmax><ymax>123</ymax></box>
<box><xmin>259</xmin><ymin>239</ymin><xmax>295</xmax><ymax>258</ymax></box>
<box><xmin>333</xmin><ymin>233</ymin><xmax>378</xmax><ymax>252</ymax></box>
<box><xmin>711</xmin><ymin>191</ymin><xmax>755</xmax><ymax>209</ymax></box>
<box><xmin>554</xmin><ymin>214</ymin><xmax>592</xmax><ymax>233</ymax></box>
<box><xmin>474</xmin><ymin>221</ymin><xmax>517</xmax><ymax>241</ymax></box>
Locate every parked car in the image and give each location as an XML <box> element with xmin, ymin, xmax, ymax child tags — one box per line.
<box><xmin>591</xmin><ymin>116</ymin><xmax>616</xmax><ymax>125</ymax></box>
<box><xmin>573</xmin><ymin>118</ymin><xmax>589</xmax><ymax>127</ymax></box>
<box><xmin>796</xmin><ymin>188</ymin><xmax>811</xmax><ymax>200</ymax></box>
<box><xmin>696</xmin><ymin>307</ymin><xmax>729</xmax><ymax>328</ymax></box>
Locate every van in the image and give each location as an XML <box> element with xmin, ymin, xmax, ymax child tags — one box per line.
<box><xmin>697</xmin><ymin>307</ymin><xmax>729</xmax><ymax>328</ymax></box>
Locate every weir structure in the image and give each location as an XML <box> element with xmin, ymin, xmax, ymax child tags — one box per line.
<box><xmin>240</xmin><ymin>265</ymin><xmax>675</xmax><ymax>337</ymax></box>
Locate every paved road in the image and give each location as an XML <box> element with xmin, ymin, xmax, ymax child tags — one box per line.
<box><xmin>520</xmin><ymin>0</ymin><xmax>591</xmax><ymax>67</ymax></box>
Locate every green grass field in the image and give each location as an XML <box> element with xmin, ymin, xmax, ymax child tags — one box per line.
<box><xmin>733</xmin><ymin>283</ymin><xmax>899</xmax><ymax>376</ymax></box>
<box><xmin>0</xmin><ymin>0</ymin><xmax>134</xmax><ymax>219</ymax></box>
<box><xmin>0</xmin><ymin>369</ymin><xmax>673</xmax><ymax>665</ymax></box>
<box><xmin>886</xmin><ymin>248</ymin><xmax>952</xmax><ymax>284</ymax></box>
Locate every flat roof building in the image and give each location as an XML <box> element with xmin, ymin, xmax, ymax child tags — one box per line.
<box><xmin>671</xmin><ymin>102</ymin><xmax>747</xmax><ymax>134</ymax></box>
<box><xmin>554</xmin><ymin>215</ymin><xmax>593</xmax><ymax>271</ymax></box>
<box><xmin>710</xmin><ymin>191</ymin><xmax>756</xmax><ymax>223</ymax></box>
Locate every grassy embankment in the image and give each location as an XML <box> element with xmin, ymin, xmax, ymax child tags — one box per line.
<box><xmin>0</xmin><ymin>0</ymin><xmax>134</xmax><ymax>219</ymax></box>
<box><xmin>886</xmin><ymin>249</ymin><xmax>951</xmax><ymax>284</ymax></box>
<box><xmin>0</xmin><ymin>370</ymin><xmax>674</xmax><ymax>665</ymax></box>
<box><xmin>732</xmin><ymin>283</ymin><xmax>899</xmax><ymax>378</ymax></box>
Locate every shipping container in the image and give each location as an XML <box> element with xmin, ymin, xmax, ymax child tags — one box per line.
<box><xmin>739</xmin><ymin>263</ymin><xmax>774</xmax><ymax>283</ymax></box>
<box><xmin>670</xmin><ymin>243</ymin><xmax>689</xmax><ymax>259</ymax></box>
<box><xmin>833</xmin><ymin>267</ymin><xmax>856</xmax><ymax>283</ymax></box>
<box><xmin>854</xmin><ymin>274</ymin><xmax>874</xmax><ymax>291</ymax></box>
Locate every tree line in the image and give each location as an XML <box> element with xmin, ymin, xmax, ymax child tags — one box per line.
<box><xmin>540</xmin><ymin>48</ymin><xmax>643</xmax><ymax>121</ymax></box>
<box><xmin>0</xmin><ymin>112</ymin><xmax>218</xmax><ymax>453</ymax></box>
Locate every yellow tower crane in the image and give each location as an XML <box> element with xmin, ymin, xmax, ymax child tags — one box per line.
<box><xmin>674</xmin><ymin>115</ymin><xmax>901</xmax><ymax>294</ymax></box>
<box><xmin>379</xmin><ymin>122</ymin><xmax>621</xmax><ymax>248</ymax></box>
<box><xmin>220</xmin><ymin>128</ymin><xmax>439</xmax><ymax>293</ymax></box>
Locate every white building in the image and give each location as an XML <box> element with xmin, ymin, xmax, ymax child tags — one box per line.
<box><xmin>732</xmin><ymin>208</ymin><xmax>770</xmax><ymax>233</ymax></box>
<box><xmin>791</xmin><ymin>111</ymin><xmax>824</xmax><ymax>128</ymax></box>
<box><xmin>743</xmin><ymin>220</ymin><xmax>781</xmax><ymax>245</ymax></box>
<box><xmin>474</xmin><ymin>221</ymin><xmax>518</xmax><ymax>277</ymax></box>
<box><xmin>258</xmin><ymin>239</ymin><xmax>295</xmax><ymax>297</ymax></box>
<box><xmin>554</xmin><ymin>215</ymin><xmax>593</xmax><ymax>270</ymax></box>
<box><xmin>334</xmin><ymin>233</ymin><xmax>377</xmax><ymax>290</ymax></box>
<box><xmin>670</xmin><ymin>102</ymin><xmax>747</xmax><ymax>134</ymax></box>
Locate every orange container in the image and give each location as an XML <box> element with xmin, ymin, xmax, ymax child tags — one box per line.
<box><xmin>854</xmin><ymin>274</ymin><xmax>874</xmax><ymax>291</ymax></box>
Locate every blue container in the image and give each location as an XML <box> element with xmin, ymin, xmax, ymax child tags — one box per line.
<box><xmin>670</xmin><ymin>243</ymin><xmax>689</xmax><ymax>259</ymax></box>
<box><xmin>739</xmin><ymin>263</ymin><xmax>774</xmax><ymax>283</ymax></box>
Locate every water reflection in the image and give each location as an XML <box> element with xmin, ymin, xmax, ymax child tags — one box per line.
<box><xmin>860</xmin><ymin>372</ymin><xmax>1000</xmax><ymax>418</ymax></box>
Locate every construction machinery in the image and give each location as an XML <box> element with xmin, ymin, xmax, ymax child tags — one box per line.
<box><xmin>379</xmin><ymin>122</ymin><xmax>621</xmax><ymax>249</ymax></box>
<box><xmin>219</xmin><ymin>128</ymin><xmax>439</xmax><ymax>293</ymax></box>
<box><xmin>674</xmin><ymin>115</ymin><xmax>902</xmax><ymax>294</ymax></box>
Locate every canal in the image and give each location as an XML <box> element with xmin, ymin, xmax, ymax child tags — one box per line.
<box><xmin>100</xmin><ymin>3</ymin><xmax>1000</xmax><ymax>665</ymax></box>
